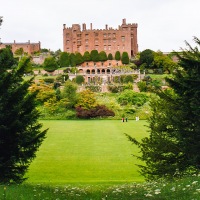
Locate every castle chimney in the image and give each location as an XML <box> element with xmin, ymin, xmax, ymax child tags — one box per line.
<box><xmin>63</xmin><ymin>24</ymin><xmax>66</xmax><ymax>29</ymax></box>
<box><xmin>105</xmin><ymin>24</ymin><xmax>108</xmax><ymax>30</ymax></box>
<box><xmin>82</xmin><ymin>23</ymin><xmax>86</xmax><ymax>31</ymax></box>
<box><xmin>90</xmin><ymin>23</ymin><xmax>92</xmax><ymax>30</ymax></box>
<box><xmin>122</xmin><ymin>18</ymin><xmax>126</xmax><ymax>24</ymax></box>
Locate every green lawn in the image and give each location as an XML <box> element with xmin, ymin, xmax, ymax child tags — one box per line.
<box><xmin>25</xmin><ymin>120</ymin><xmax>148</xmax><ymax>185</ymax></box>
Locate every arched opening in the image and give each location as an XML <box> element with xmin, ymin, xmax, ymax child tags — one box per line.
<box><xmin>92</xmin><ymin>69</ymin><xmax>95</xmax><ymax>74</ymax></box>
<box><xmin>86</xmin><ymin>69</ymin><xmax>90</xmax><ymax>74</ymax></box>
<box><xmin>102</xmin><ymin>69</ymin><xmax>105</xmax><ymax>74</ymax></box>
<box><xmin>107</xmin><ymin>69</ymin><xmax>110</xmax><ymax>74</ymax></box>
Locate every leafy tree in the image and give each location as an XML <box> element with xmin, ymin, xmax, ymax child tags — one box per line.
<box><xmin>139</xmin><ymin>49</ymin><xmax>155</xmax><ymax>68</ymax></box>
<box><xmin>18</xmin><ymin>56</ymin><xmax>33</xmax><ymax>73</ymax></box>
<box><xmin>0</xmin><ymin>57</ymin><xmax>47</xmax><ymax>183</ymax></box>
<box><xmin>117</xmin><ymin>90</ymin><xmax>148</xmax><ymax>106</ymax></box>
<box><xmin>0</xmin><ymin>47</ymin><xmax>17</xmax><ymax>71</ymax></box>
<box><xmin>115</xmin><ymin>51</ymin><xmax>121</xmax><ymax>61</ymax></box>
<box><xmin>14</xmin><ymin>48</ymin><xmax>24</xmax><ymax>57</ymax></box>
<box><xmin>40</xmin><ymin>48</ymin><xmax>49</xmax><ymax>53</ymax></box>
<box><xmin>153</xmin><ymin>52</ymin><xmax>178</xmax><ymax>74</ymax></box>
<box><xmin>99</xmin><ymin>51</ymin><xmax>108</xmax><ymax>61</ymax></box>
<box><xmin>76</xmin><ymin>89</ymin><xmax>97</xmax><ymax>110</ymax></box>
<box><xmin>75</xmin><ymin>52</ymin><xmax>84</xmax><ymax>65</ymax></box>
<box><xmin>124</xmin><ymin>75</ymin><xmax>134</xmax><ymax>83</ymax></box>
<box><xmin>69</xmin><ymin>53</ymin><xmax>76</xmax><ymax>67</ymax></box>
<box><xmin>108</xmin><ymin>53</ymin><xmax>113</xmax><ymax>60</ymax></box>
<box><xmin>29</xmin><ymin>80</ymin><xmax>56</xmax><ymax>105</ymax></box>
<box><xmin>121</xmin><ymin>52</ymin><xmax>129</xmax><ymax>64</ymax></box>
<box><xmin>43</xmin><ymin>56</ymin><xmax>58</xmax><ymax>72</ymax></box>
<box><xmin>83</xmin><ymin>51</ymin><xmax>91</xmax><ymax>61</ymax></box>
<box><xmin>75</xmin><ymin>75</ymin><xmax>84</xmax><ymax>85</ymax></box>
<box><xmin>126</xmin><ymin>37</ymin><xmax>200</xmax><ymax>180</ymax></box>
<box><xmin>62</xmin><ymin>80</ymin><xmax>78</xmax><ymax>108</ymax></box>
<box><xmin>59</xmin><ymin>52</ymin><xmax>70</xmax><ymax>67</ymax></box>
<box><xmin>90</xmin><ymin>50</ymin><xmax>99</xmax><ymax>62</ymax></box>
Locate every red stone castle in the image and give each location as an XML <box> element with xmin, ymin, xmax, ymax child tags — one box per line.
<box><xmin>0</xmin><ymin>40</ymin><xmax>41</xmax><ymax>55</ymax></box>
<box><xmin>63</xmin><ymin>19</ymin><xmax>138</xmax><ymax>58</ymax></box>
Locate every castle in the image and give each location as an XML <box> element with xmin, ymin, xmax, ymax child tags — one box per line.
<box><xmin>63</xmin><ymin>19</ymin><xmax>138</xmax><ymax>58</ymax></box>
<box><xmin>0</xmin><ymin>40</ymin><xmax>41</xmax><ymax>55</ymax></box>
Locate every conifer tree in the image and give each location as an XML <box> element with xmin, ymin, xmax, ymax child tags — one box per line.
<box><xmin>115</xmin><ymin>51</ymin><xmax>121</xmax><ymax>61</ymax></box>
<box><xmin>126</xmin><ymin>37</ymin><xmax>200</xmax><ymax>180</ymax></box>
<box><xmin>83</xmin><ymin>51</ymin><xmax>91</xmax><ymax>61</ymax></box>
<box><xmin>121</xmin><ymin>51</ymin><xmax>129</xmax><ymax>64</ymax></box>
<box><xmin>90</xmin><ymin>50</ymin><xmax>99</xmax><ymax>62</ymax></box>
<box><xmin>0</xmin><ymin>55</ymin><xmax>47</xmax><ymax>183</ymax></box>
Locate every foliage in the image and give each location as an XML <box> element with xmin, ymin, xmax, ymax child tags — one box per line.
<box><xmin>75</xmin><ymin>52</ymin><xmax>84</xmax><ymax>65</ymax></box>
<box><xmin>29</xmin><ymin>81</ymin><xmax>56</xmax><ymax>105</ymax></box>
<box><xmin>90</xmin><ymin>50</ymin><xmax>99</xmax><ymax>62</ymax></box>
<box><xmin>83</xmin><ymin>51</ymin><xmax>91</xmax><ymax>61</ymax></box>
<box><xmin>139</xmin><ymin>49</ymin><xmax>155</xmax><ymax>68</ymax></box>
<box><xmin>61</xmin><ymin>80</ymin><xmax>78</xmax><ymax>108</ymax></box>
<box><xmin>127</xmin><ymin>37</ymin><xmax>200</xmax><ymax>180</ymax></box>
<box><xmin>18</xmin><ymin>56</ymin><xmax>33</xmax><ymax>73</ymax></box>
<box><xmin>123</xmin><ymin>75</ymin><xmax>134</xmax><ymax>83</ymax></box>
<box><xmin>43</xmin><ymin>77</ymin><xmax>55</xmax><ymax>84</ymax></box>
<box><xmin>0</xmin><ymin>47</ymin><xmax>17</xmax><ymax>71</ymax></box>
<box><xmin>76</xmin><ymin>89</ymin><xmax>97</xmax><ymax>110</ymax></box>
<box><xmin>75</xmin><ymin>75</ymin><xmax>84</xmax><ymax>85</ymax></box>
<box><xmin>98</xmin><ymin>51</ymin><xmax>108</xmax><ymax>61</ymax></box>
<box><xmin>69</xmin><ymin>53</ymin><xmax>76</xmax><ymax>67</ymax></box>
<box><xmin>153</xmin><ymin>51</ymin><xmax>178</xmax><ymax>74</ymax></box>
<box><xmin>56</xmin><ymin>74</ymin><xmax>69</xmax><ymax>83</ymax></box>
<box><xmin>43</xmin><ymin>56</ymin><xmax>58</xmax><ymax>72</ymax></box>
<box><xmin>85</xmin><ymin>85</ymin><xmax>102</xmax><ymax>92</ymax></box>
<box><xmin>76</xmin><ymin>105</ymin><xmax>115</xmax><ymax>119</ymax></box>
<box><xmin>14</xmin><ymin>48</ymin><xmax>24</xmax><ymax>56</ymax></box>
<box><xmin>0</xmin><ymin>57</ymin><xmax>47</xmax><ymax>183</ymax></box>
<box><xmin>108</xmin><ymin>53</ymin><xmax>113</xmax><ymax>60</ymax></box>
<box><xmin>115</xmin><ymin>51</ymin><xmax>121</xmax><ymax>61</ymax></box>
<box><xmin>117</xmin><ymin>90</ymin><xmax>148</xmax><ymax>106</ymax></box>
<box><xmin>121</xmin><ymin>51</ymin><xmax>129</xmax><ymax>64</ymax></box>
<box><xmin>59</xmin><ymin>52</ymin><xmax>70</xmax><ymax>67</ymax></box>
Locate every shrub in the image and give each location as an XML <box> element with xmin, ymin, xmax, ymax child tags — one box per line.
<box><xmin>117</xmin><ymin>90</ymin><xmax>148</xmax><ymax>106</ymax></box>
<box><xmin>85</xmin><ymin>85</ymin><xmax>102</xmax><ymax>92</ymax></box>
<box><xmin>44</xmin><ymin>78</ymin><xmax>55</xmax><ymax>84</ymax></box>
<box><xmin>76</xmin><ymin>105</ymin><xmax>115</xmax><ymax>119</ymax></box>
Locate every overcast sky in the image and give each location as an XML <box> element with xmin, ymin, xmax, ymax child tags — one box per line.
<box><xmin>1</xmin><ymin>0</ymin><xmax>199</xmax><ymax>52</ymax></box>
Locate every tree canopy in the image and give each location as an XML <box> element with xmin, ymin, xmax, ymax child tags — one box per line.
<box><xmin>0</xmin><ymin>54</ymin><xmax>47</xmax><ymax>183</ymax></box>
<box><xmin>126</xmin><ymin>37</ymin><xmax>200</xmax><ymax>180</ymax></box>
<box><xmin>43</xmin><ymin>56</ymin><xmax>58</xmax><ymax>72</ymax></box>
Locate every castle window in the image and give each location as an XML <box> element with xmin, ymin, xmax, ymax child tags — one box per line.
<box><xmin>117</xmin><ymin>45</ymin><xmax>120</xmax><ymax>50</ymax></box>
<box><xmin>85</xmin><ymin>34</ymin><xmax>89</xmax><ymax>38</ymax></box>
<box><xmin>121</xmin><ymin>36</ymin><xmax>125</xmax><ymax>42</ymax></box>
<box><xmin>113</xmin><ymin>39</ymin><xmax>116</xmax><ymax>43</ymax></box>
<box><xmin>95</xmin><ymin>45</ymin><xmax>98</xmax><ymax>50</ymax></box>
<box><xmin>66</xmin><ymin>40</ymin><xmax>70</xmax><ymax>43</ymax></box>
<box><xmin>85</xmin><ymin>45</ymin><xmax>88</xmax><ymax>50</ymax></box>
<box><xmin>95</xmin><ymin>33</ymin><xmax>98</xmax><ymax>37</ymax></box>
<box><xmin>85</xmin><ymin>39</ymin><xmax>88</xmax><ymax>44</ymax></box>
<box><xmin>108</xmin><ymin>33</ymin><xmax>111</xmax><ymax>37</ymax></box>
<box><xmin>113</xmin><ymin>33</ymin><xmax>116</xmax><ymax>37</ymax></box>
<box><xmin>103</xmin><ymin>33</ymin><xmax>107</xmax><ymax>37</ymax></box>
<box><xmin>104</xmin><ymin>46</ymin><xmax>107</xmax><ymax>50</ymax></box>
<box><xmin>103</xmin><ymin>40</ymin><xmax>107</xmax><ymax>44</ymax></box>
<box><xmin>108</xmin><ymin>45</ymin><xmax>111</xmax><ymax>50</ymax></box>
<box><xmin>95</xmin><ymin>39</ymin><xmax>98</xmax><ymax>43</ymax></box>
<box><xmin>66</xmin><ymin>33</ymin><xmax>70</xmax><ymax>37</ymax></box>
